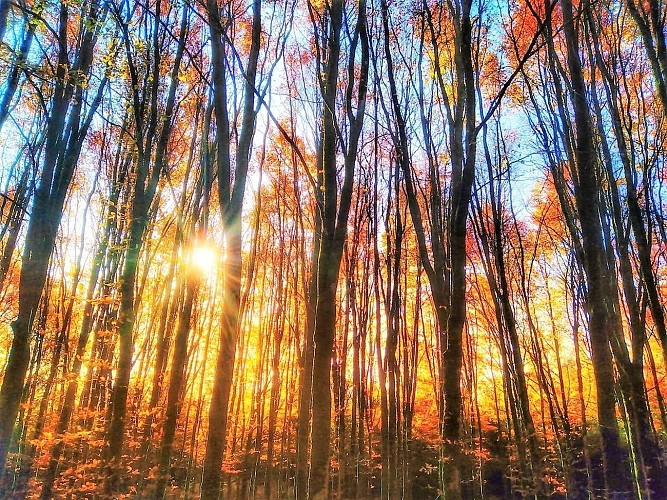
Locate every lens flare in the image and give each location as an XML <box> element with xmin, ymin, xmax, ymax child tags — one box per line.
<box><xmin>190</xmin><ymin>245</ymin><xmax>217</xmax><ymax>273</ymax></box>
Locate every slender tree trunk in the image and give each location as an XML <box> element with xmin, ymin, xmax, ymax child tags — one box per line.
<box><xmin>625</xmin><ymin>0</ymin><xmax>667</xmax><ymax>118</ymax></box>
<box><xmin>0</xmin><ymin>11</ymin><xmax>35</xmax><ymax>133</ymax></box>
<box><xmin>0</xmin><ymin>0</ymin><xmax>11</xmax><ymax>43</ymax></box>
<box><xmin>40</xmin><ymin>155</ymin><xmax>128</xmax><ymax>499</ymax></box>
<box><xmin>104</xmin><ymin>3</ymin><xmax>188</xmax><ymax>492</ymax></box>
<box><xmin>154</xmin><ymin>270</ymin><xmax>199</xmax><ymax>499</ymax></box>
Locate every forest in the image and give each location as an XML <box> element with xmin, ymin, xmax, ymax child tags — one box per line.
<box><xmin>0</xmin><ymin>0</ymin><xmax>666</xmax><ymax>498</ymax></box>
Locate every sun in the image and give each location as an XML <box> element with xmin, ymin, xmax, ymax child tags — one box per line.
<box><xmin>190</xmin><ymin>244</ymin><xmax>217</xmax><ymax>274</ymax></box>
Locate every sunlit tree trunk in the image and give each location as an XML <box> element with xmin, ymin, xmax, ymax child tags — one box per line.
<box><xmin>14</xmin><ymin>171</ymin><xmax>100</xmax><ymax>495</ymax></box>
<box><xmin>0</xmin><ymin>160</ymin><xmax>34</xmax><ymax>292</ymax></box>
<box><xmin>154</xmin><ymin>91</ymin><xmax>204</xmax><ymax>499</ymax></box>
<box><xmin>40</xmin><ymin>138</ymin><xmax>130</xmax><ymax>499</ymax></box>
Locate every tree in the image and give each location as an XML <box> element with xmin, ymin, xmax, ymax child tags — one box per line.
<box><xmin>0</xmin><ymin>1</ymin><xmax>666</xmax><ymax>498</ymax></box>
<box><xmin>200</xmin><ymin>0</ymin><xmax>263</xmax><ymax>496</ymax></box>
<box><xmin>296</xmin><ymin>1</ymin><xmax>369</xmax><ymax>497</ymax></box>
<box><xmin>104</xmin><ymin>1</ymin><xmax>190</xmax><ymax>492</ymax></box>
<box><xmin>0</xmin><ymin>0</ymin><xmax>108</xmax><ymax>471</ymax></box>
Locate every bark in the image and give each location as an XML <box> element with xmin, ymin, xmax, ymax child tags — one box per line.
<box><xmin>153</xmin><ymin>91</ymin><xmax>203</xmax><ymax>499</ymax></box>
<box><xmin>471</xmin><ymin>164</ymin><xmax>543</xmax><ymax>494</ymax></box>
<box><xmin>40</xmin><ymin>153</ymin><xmax>128</xmax><ymax>499</ymax></box>
<box><xmin>590</xmin><ymin>50</ymin><xmax>667</xmax><ymax>495</ymax></box>
<box><xmin>0</xmin><ymin>0</ymin><xmax>10</xmax><ymax>42</ymax></box>
<box><xmin>588</xmin><ymin>7</ymin><xmax>667</xmax><ymax>373</ymax></box>
<box><xmin>427</xmin><ymin>1</ymin><xmax>478</xmax><ymax>496</ymax></box>
<box><xmin>0</xmin><ymin>10</ymin><xmax>35</xmax><ymax>133</ymax></box>
<box><xmin>13</xmin><ymin>170</ymin><xmax>100</xmax><ymax>495</ymax></box>
<box><xmin>625</xmin><ymin>0</ymin><xmax>667</xmax><ymax>117</ymax></box>
<box><xmin>0</xmin><ymin>166</ymin><xmax>32</xmax><ymax>291</ymax></box>
<box><xmin>141</xmin><ymin>91</ymin><xmax>203</xmax><ymax>477</ymax></box>
<box><xmin>154</xmin><ymin>269</ymin><xmax>199</xmax><ymax>499</ymax></box>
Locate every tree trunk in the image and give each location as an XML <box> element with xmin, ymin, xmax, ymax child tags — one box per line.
<box><xmin>296</xmin><ymin>0</ymin><xmax>368</xmax><ymax>497</ymax></box>
<box><xmin>201</xmin><ymin>0</ymin><xmax>261</xmax><ymax>495</ymax></box>
<box><xmin>560</xmin><ymin>0</ymin><xmax>630</xmax><ymax>494</ymax></box>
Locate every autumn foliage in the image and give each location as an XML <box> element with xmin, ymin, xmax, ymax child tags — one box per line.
<box><xmin>0</xmin><ymin>0</ymin><xmax>666</xmax><ymax>498</ymax></box>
